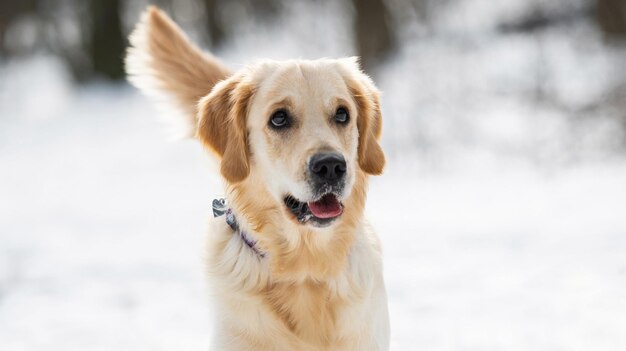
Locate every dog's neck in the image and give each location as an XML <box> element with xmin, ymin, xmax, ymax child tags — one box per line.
<box><xmin>212</xmin><ymin>198</ymin><xmax>266</xmax><ymax>257</ymax></box>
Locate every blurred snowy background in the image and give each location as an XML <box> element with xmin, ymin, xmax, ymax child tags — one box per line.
<box><xmin>1</xmin><ymin>0</ymin><xmax>626</xmax><ymax>350</ymax></box>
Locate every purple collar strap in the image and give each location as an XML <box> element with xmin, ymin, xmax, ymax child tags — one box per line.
<box><xmin>212</xmin><ymin>198</ymin><xmax>265</xmax><ymax>258</ymax></box>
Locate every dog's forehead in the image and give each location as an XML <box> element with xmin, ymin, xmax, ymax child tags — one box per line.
<box><xmin>252</xmin><ymin>59</ymin><xmax>352</xmax><ymax>106</ymax></box>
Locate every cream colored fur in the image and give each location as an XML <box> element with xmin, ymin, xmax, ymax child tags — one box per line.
<box><xmin>126</xmin><ymin>7</ymin><xmax>389</xmax><ymax>350</ymax></box>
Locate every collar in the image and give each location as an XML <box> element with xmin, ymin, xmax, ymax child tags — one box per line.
<box><xmin>212</xmin><ymin>198</ymin><xmax>265</xmax><ymax>257</ymax></box>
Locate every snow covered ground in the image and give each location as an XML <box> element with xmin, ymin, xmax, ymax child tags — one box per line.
<box><xmin>2</xmin><ymin>1</ymin><xmax>626</xmax><ymax>349</ymax></box>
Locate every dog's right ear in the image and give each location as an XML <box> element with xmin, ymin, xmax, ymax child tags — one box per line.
<box><xmin>196</xmin><ymin>73</ymin><xmax>255</xmax><ymax>183</ymax></box>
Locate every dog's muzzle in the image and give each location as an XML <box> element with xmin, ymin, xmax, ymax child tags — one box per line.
<box><xmin>280</xmin><ymin>152</ymin><xmax>347</xmax><ymax>226</ymax></box>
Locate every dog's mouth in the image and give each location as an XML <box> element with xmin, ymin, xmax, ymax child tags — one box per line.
<box><xmin>284</xmin><ymin>193</ymin><xmax>343</xmax><ymax>226</ymax></box>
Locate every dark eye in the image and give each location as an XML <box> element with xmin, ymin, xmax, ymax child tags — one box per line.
<box><xmin>334</xmin><ymin>107</ymin><xmax>349</xmax><ymax>124</ymax></box>
<box><xmin>269</xmin><ymin>110</ymin><xmax>290</xmax><ymax>129</ymax></box>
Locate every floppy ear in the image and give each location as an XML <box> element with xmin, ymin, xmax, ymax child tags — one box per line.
<box><xmin>196</xmin><ymin>74</ymin><xmax>255</xmax><ymax>182</ymax></box>
<box><xmin>348</xmin><ymin>72</ymin><xmax>386</xmax><ymax>175</ymax></box>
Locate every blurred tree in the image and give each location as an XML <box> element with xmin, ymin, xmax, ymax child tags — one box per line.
<box><xmin>498</xmin><ymin>5</ymin><xmax>593</xmax><ymax>34</ymax></box>
<box><xmin>202</xmin><ymin>0</ymin><xmax>280</xmax><ymax>49</ymax></box>
<box><xmin>86</xmin><ymin>0</ymin><xmax>125</xmax><ymax>80</ymax></box>
<box><xmin>0</xmin><ymin>0</ymin><xmax>126</xmax><ymax>80</ymax></box>
<box><xmin>350</xmin><ymin>0</ymin><xmax>396</xmax><ymax>73</ymax></box>
<box><xmin>597</xmin><ymin>0</ymin><xmax>626</xmax><ymax>37</ymax></box>
<box><xmin>496</xmin><ymin>0</ymin><xmax>626</xmax><ymax>39</ymax></box>
<box><xmin>0</xmin><ymin>0</ymin><xmax>38</xmax><ymax>57</ymax></box>
<box><xmin>203</xmin><ymin>0</ymin><xmax>227</xmax><ymax>48</ymax></box>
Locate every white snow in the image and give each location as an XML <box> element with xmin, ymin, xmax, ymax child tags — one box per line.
<box><xmin>1</xmin><ymin>1</ymin><xmax>626</xmax><ymax>349</ymax></box>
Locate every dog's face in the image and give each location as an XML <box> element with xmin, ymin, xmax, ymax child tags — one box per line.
<box><xmin>247</xmin><ymin>61</ymin><xmax>361</xmax><ymax>227</ymax></box>
<box><xmin>197</xmin><ymin>58</ymin><xmax>385</xmax><ymax>228</ymax></box>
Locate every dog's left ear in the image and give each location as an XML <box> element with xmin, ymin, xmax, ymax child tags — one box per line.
<box><xmin>343</xmin><ymin>59</ymin><xmax>386</xmax><ymax>175</ymax></box>
<box><xmin>196</xmin><ymin>73</ymin><xmax>255</xmax><ymax>182</ymax></box>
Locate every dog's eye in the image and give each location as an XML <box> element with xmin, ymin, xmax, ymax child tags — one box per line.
<box><xmin>269</xmin><ymin>110</ymin><xmax>290</xmax><ymax>129</ymax></box>
<box><xmin>334</xmin><ymin>107</ymin><xmax>349</xmax><ymax>124</ymax></box>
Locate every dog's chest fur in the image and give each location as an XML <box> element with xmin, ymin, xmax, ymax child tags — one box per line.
<box><xmin>264</xmin><ymin>279</ymin><xmax>351</xmax><ymax>347</ymax></box>
<box><xmin>207</xmin><ymin>217</ymin><xmax>386</xmax><ymax>350</ymax></box>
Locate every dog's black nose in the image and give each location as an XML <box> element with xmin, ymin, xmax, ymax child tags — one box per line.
<box><xmin>309</xmin><ymin>153</ymin><xmax>346</xmax><ymax>183</ymax></box>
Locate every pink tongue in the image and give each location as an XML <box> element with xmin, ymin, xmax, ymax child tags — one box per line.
<box><xmin>308</xmin><ymin>194</ymin><xmax>343</xmax><ymax>219</ymax></box>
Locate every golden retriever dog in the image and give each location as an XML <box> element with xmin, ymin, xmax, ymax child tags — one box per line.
<box><xmin>126</xmin><ymin>7</ymin><xmax>389</xmax><ymax>351</ymax></box>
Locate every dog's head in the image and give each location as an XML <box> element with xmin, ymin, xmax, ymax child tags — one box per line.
<box><xmin>197</xmin><ymin>58</ymin><xmax>384</xmax><ymax>228</ymax></box>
